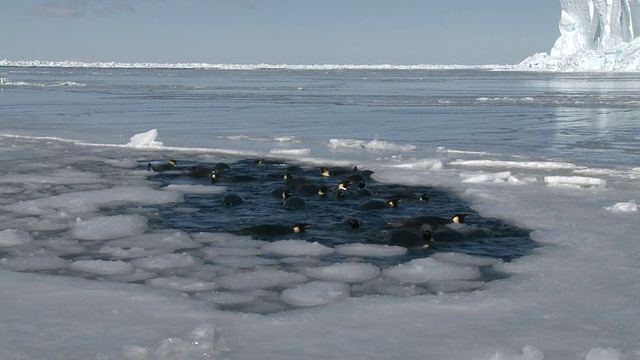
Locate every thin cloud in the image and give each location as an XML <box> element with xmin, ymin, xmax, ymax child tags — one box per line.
<box><xmin>30</xmin><ymin>0</ymin><xmax>89</xmax><ymax>18</ymax></box>
<box><xmin>30</xmin><ymin>0</ymin><xmax>135</xmax><ymax>19</ymax></box>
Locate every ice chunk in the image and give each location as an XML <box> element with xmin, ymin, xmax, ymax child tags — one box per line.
<box><xmin>269</xmin><ymin>148</ymin><xmax>311</xmax><ymax>155</ymax></box>
<box><xmin>585</xmin><ymin>347</ymin><xmax>621</xmax><ymax>360</ymax></box>
<box><xmin>302</xmin><ymin>263</ymin><xmax>380</xmax><ymax>283</ymax></box>
<box><xmin>603</xmin><ymin>200</ymin><xmax>638</xmax><ymax>212</ymax></box>
<box><xmin>261</xmin><ymin>240</ymin><xmax>335</xmax><ymax>256</ymax></box>
<box><xmin>280</xmin><ymin>281</ymin><xmax>350</xmax><ymax>307</ymax></box>
<box><xmin>335</xmin><ymin>243</ymin><xmax>407</xmax><ymax>257</ymax></box>
<box><xmin>126</xmin><ymin>129</ymin><xmax>163</xmax><ymax>147</ymax></box>
<box><xmin>70</xmin><ymin>259</ymin><xmax>135</xmax><ymax>275</ymax></box>
<box><xmin>71</xmin><ymin>215</ymin><xmax>148</xmax><ymax>241</ymax></box>
<box><xmin>146</xmin><ymin>276</ymin><xmax>219</xmax><ymax>292</ymax></box>
<box><xmin>462</xmin><ymin>171</ymin><xmax>512</xmax><ymax>183</ymax></box>
<box><xmin>544</xmin><ymin>175</ymin><xmax>606</xmax><ymax>188</ymax></box>
<box><xmin>105</xmin><ymin>230</ymin><xmax>201</xmax><ymax>251</ymax></box>
<box><xmin>382</xmin><ymin>258</ymin><xmax>481</xmax><ymax>283</ymax></box>
<box><xmin>0</xmin><ymin>255</ymin><xmax>69</xmax><ymax>271</ymax></box>
<box><xmin>210</xmin><ymin>255</ymin><xmax>278</xmax><ymax>269</ymax></box>
<box><xmin>0</xmin><ymin>229</ymin><xmax>34</xmax><ymax>247</ymax></box>
<box><xmin>131</xmin><ymin>253</ymin><xmax>202</xmax><ymax>271</ymax></box>
<box><xmin>163</xmin><ymin>184</ymin><xmax>227</xmax><ymax>194</ymax></box>
<box><xmin>4</xmin><ymin>187</ymin><xmax>183</xmax><ymax>216</ymax></box>
<box><xmin>216</xmin><ymin>269</ymin><xmax>308</xmax><ymax>290</ymax></box>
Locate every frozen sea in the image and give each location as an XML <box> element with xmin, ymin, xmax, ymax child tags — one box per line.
<box><xmin>0</xmin><ymin>65</ymin><xmax>639</xmax><ymax>359</ymax></box>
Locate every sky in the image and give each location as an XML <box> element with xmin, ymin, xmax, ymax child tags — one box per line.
<box><xmin>0</xmin><ymin>0</ymin><xmax>562</xmax><ymax>65</ymax></box>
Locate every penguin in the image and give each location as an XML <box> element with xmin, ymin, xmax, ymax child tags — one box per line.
<box><xmin>285</xmin><ymin>174</ymin><xmax>314</xmax><ymax>191</ymax></box>
<box><xmin>270</xmin><ymin>186</ymin><xmax>287</xmax><ymax>198</ymax></box>
<box><xmin>296</xmin><ymin>182</ymin><xmax>321</xmax><ymax>196</ymax></box>
<box><xmin>221</xmin><ymin>193</ymin><xmax>245</xmax><ymax>206</ymax></box>
<box><xmin>330</xmin><ymin>181</ymin><xmax>355</xmax><ymax>199</ymax></box>
<box><xmin>282</xmin><ymin>190</ymin><xmax>306</xmax><ymax>210</ymax></box>
<box><xmin>384</xmin><ymin>228</ymin><xmax>432</xmax><ymax>249</ymax></box>
<box><xmin>382</xmin><ymin>214</ymin><xmax>469</xmax><ymax>230</ymax></box>
<box><xmin>342</xmin><ymin>217</ymin><xmax>363</xmax><ymax>230</ymax></box>
<box><xmin>238</xmin><ymin>223</ymin><xmax>310</xmax><ymax>237</ymax></box>
<box><xmin>355</xmin><ymin>182</ymin><xmax>374</xmax><ymax>197</ymax></box>
<box><xmin>319</xmin><ymin>166</ymin><xmax>352</xmax><ymax>177</ymax></box>
<box><xmin>183</xmin><ymin>162</ymin><xmax>229</xmax><ymax>178</ymax></box>
<box><xmin>147</xmin><ymin>159</ymin><xmax>177</xmax><ymax>172</ymax></box>
<box><xmin>210</xmin><ymin>171</ymin><xmax>258</xmax><ymax>183</ymax></box>
<box><xmin>357</xmin><ymin>198</ymin><xmax>400</xmax><ymax>210</ymax></box>
<box><xmin>390</xmin><ymin>192</ymin><xmax>430</xmax><ymax>202</ymax></box>
<box><xmin>317</xmin><ymin>184</ymin><xmax>329</xmax><ymax>197</ymax></box>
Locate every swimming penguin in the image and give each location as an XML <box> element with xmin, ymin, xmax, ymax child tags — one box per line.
<box><xmin>210</xmin><ymin>171</ymin><xmax>258</xmax><ymax>183</ymax></box>
<box><xmin>183</xmin><ymin>162</ymin><xmax>230</xmax><ymax>178</ymax></box>
<box><xmin>342</xmin><ymin>217</ymin><xmax>363</xmax><ymax>229</ymax></box>
<box><xmin>282</xmin><ymin>190</ymin><xmax>306</xmax><ymax>210</ymax></box>
<box><xmin>317</xmin><ymin>185</ymin><xmax>329</xmax><ymax>197</ymax></box>
<box><xmin>355</xmin><ymin>182</ymin><xmax>374</xmax><ymax>197</ymax></box>
<box><xmin>390</xmin><ymin>192</ymin><xmax>430</xmax><ymax>202</ymax></box>
<box><xmin>382</xmin><ymin>214</ymin><xmax>469</xmax><ymax>230</ymax></box>
<box><xmin>357</xmin><ymin>198</ymin><xmax>400</xmax><ymax>210</ymax></box>
<box><xmin>384</xmin><ymin>228</ymin><xmax>432</xmax><ymax>248</ymax></box>
<box><xmin>221</xmin><ymin>193</ymin><xmax>245</xmax><ymax>206</ymax></box>
<box><xmin>237</xmin><ymin>223</ymin><xmax>310</xmax><ymax>237</ymax></box>
<box><xmin>147</xmin><ymin>159</ymin><xmax>177</xmax><ymax>172</ymax></box>
<box><xmin>319</xmin><ymin>166</ymin><xmax>352</xmax><ymax>177</ymax></box>
<box><xmin>330</xmin><ymin>181</ymin><xmax>355</xmax><ymax>199</ymax></box>
<box><xmin>270</xmin><ymin>186</ymin><xmax>287</xmax><ymax>198</ymax></box>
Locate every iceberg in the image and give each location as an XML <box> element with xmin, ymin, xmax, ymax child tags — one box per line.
<box><xmin>520</xmin><ymin>0</ymin><xmax>640</xmax><ymax>71</ymax></box>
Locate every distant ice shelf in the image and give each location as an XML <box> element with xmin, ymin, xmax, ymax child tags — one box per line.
<box><xmin>519</xmin><ymin>0</ymin><xmax>640</xmax><ymax>71</ymax></box>
<box><xmin>0</xmin><ymin>59</ymin><xmax>507</xmax><ymax>71</ymax></box>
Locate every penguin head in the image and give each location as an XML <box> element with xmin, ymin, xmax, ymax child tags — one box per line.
<box><xmin>344</xmin><ymin>218</ymin><xmax>362</xmax><ymax>229</ymax></box>
<box><xmin>419</xmin><ymin>193</ymin><xmax>430</xmax><ymax>202</ymax></box>
<box><xmin>452</xmin><ymin>214</ymin><xmax>469</xmax><ymax>223</ymax></box>
<box><xmin>283</xmin><ymin>173</ymin><xmax>295</xmax><ymax>180</ymax></box>
<box><xmin>318</xmin><ymin>185</ymin><xmax>328</xmax><ymax>196</ymax></box>
<box><xmin>338</xmin><ymin>181</ymin><xmax>351</xmax><ymax>190</ymax></box>
<box><xmin>210</xmin><ymin>171</ymin><xmax>220</xmax><ymax>182</ymax></box>
<box><xmin>282</xmin><ymin>190</ymin><xmax>292</xmax><ymax>199</ymax></box>
<box><xmin>320</xmin><ymin>167</ymin><xmax>331</xmax><ymax>177</ymax></box>
<box><xmin>168</xmin><ymin>159</ymin><xmax>177</xmax><ymax>167</ymax></box>
<box><xmin>293</xmin><ymin>223</ymin><xmax>310</xmax><ymax>233</ymax></box>
<box><xmin>421</xmin><ymin>230</ymin><xmax>433</xmax><ymax>247</ymax></box>
<box><xmin>388</xmin><ymin>199</ymin><xmax>401</xmax><ymax>208</ymax></box>
<box><xmin>254</xmin><ymin>159</ymin><xmax>264</xmax><ymax>165</ymax></box>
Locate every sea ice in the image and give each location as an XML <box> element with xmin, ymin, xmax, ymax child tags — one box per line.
<box><xmin>280</xmin><ymin>280</ymin><xmax>351</xmax><ymax>307</ymax></box>
<box><xmin>216</xmin><ymin>269</ymin><xmax>308</xmax><ymax>290</ymax></box>
<box><xmin>209</xmin><ymin>255</ymin><xmax>279</xmax><ymax>269</ymax></box>
<box><xmin>335</xmin><ymin>243</ymin><xmax>407</xmax><ymax>257</ymax></box>
<box><xmin>0</xmin><ymin>255</ymin><xmax>69</xmax><ymax>272</ymax></box>
<box><xmin>382</xmin><ymin>257</ymin><xmax>481</xmax><ymax>283</ymax></box>
<box><xmin>146</xmin><ymin>276</ymin><xmax>219</xmax><ymax>292</ymax></box>
<box><xmin>302</xmin><ymin>263</ymin><xmax>381</xmax><ymax>283</ymax></box>
<box><xmin>163</xmin><ymin>184</ymin><xmax>227</xmax><ymax>194</ymax></box>
<box><xmin>126</xmin><ymin>129</ymin><xmax>163</xmax><ymax>147</ymax></box>
<box><xmin>261</xmin><ymin>240</ymin><xmax>335</xmax><ymax>256</ymax></box>
<box><xmin>70</xmin><ymin>259</ymin><xmax>135</xmax><ymax>275</ymax></box>
<box><xmin>72</xmin><ymin>214</ymin><xmax>149</xmax><ymax>241</ymax></box>
<box><xmin>131</xmin><ymin>253</ymin><xmax>202</xmax><ymax>271</ymax></box>
<box><xmin>603</xmin><ymin>200</ymin><xmax>638</xmax><ymax>212</ymax></box>
<box><xmin>0</xmin><ymin>229</ymin><xmax>34</xmax><ymax>247</ymax></box>
<box><xmin>105</xmin><ymin>230</ymin><xmax>202</xmax><ymax>251</ymax></box>
<box><xmin>544</xmin><ymin>175</ymin><xmax>606</xmax><ymax>188</ymax></box>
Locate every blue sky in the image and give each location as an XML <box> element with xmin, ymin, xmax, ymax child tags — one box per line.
<box><xmin>1</xmin><ymin>0</ymin><xmax>561</xmax><ymax>65</ymax></box>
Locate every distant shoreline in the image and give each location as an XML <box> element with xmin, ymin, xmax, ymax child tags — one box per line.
<box><xmin>0</xmin><ymin>59</ymin><xmax>512</xmax><ymax>71</ymax></box>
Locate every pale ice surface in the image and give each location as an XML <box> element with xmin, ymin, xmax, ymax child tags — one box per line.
<box><xmin>1</xmin><ymin>130</ymin><xmax>638</xmax><ymax>359</ymax></box>
<box><xmin>1</xmin><ymin>64</ymin><xmax>640</xmax><ymax>360</ymax></box>
<box><xmin>520</xmin><ymin>0</ymin><xmax>640</xmax><ymax>71</ymax></box>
